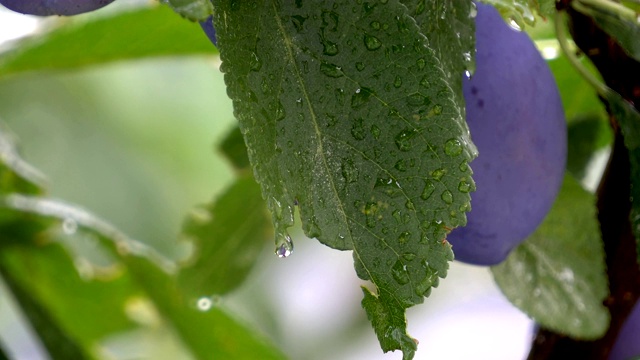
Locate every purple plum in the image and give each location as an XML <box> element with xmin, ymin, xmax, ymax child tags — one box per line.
<box><xmin>0</xmin><ymin>0</ymin><xmax>114</xmax><ymax>16</ymax></box>
<box><xmin>448</xmin><ymin>3</ymin><xmax>567</xmax><ymax>265</ymax></box>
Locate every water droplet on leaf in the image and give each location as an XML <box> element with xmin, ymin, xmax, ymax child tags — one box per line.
<box><xmin>391</xmin><ymin>260</ymin><xmax>410</xmax><ymax>285</ymax></box>
<box><xmin>444</xmin><ymin>138</ymin><xmax>463</xmax><ymax>156</ymax></box>
<box><xmin>441</xmin><ymin>190</ymin><xmax>453</xmax><ymax>204</ymax></box>
<box><xmin>364</xmin><ymin>34</ymin><xmax>382</xmax><ymax>50</ymax></box>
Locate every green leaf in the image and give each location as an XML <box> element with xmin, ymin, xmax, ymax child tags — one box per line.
<box><xmin>2</xmin><ymin>194</ymin><xmax>286</xmax><ymax>360</ymax></box>
<box><xmin>219</xmin><ymin>127</ymin><xmax>252</xmax><ymax>172</ymax></box>
<box><xmin>0</xmin><ymin>260</ymin><xmax>91</xmax><ymax>360</ymax></box>
<box><xmin>604</xmin><ymin>91</ymin><xmax>640</xmax><ymax>264</ymax></box>
<box><xmin>0</xmin><ymin>241</ymin><xmax>137</xmax><ymax>355</ymax></box>
<box><xmin>0</xmin><ymin>5</ymin><xmax>216</xmax><ymax>78</ymax></box>
<box><xmin>479</xmin><ymin>0</ymin><xmax>555</xmax><ymax>28</ymax></box>
<box><xmin>212</xmin><ymin>1</ymin><xmax>476</xmax><ymax>358</ymax></box>
<box><xmin>177</xmin><ymin>175</ymin><xmax>270</xmax><ymax>297</ymax></box>
<box><xmin>161</xmin><ymin>0</ymin><xmax>214</xmax><ymax>21</ymax></box>
<box><xmin>491</xmin><ymin>175</ymin><xmax>610</xmax><ymax>339</ymax></box>
<box><xmin>566</xmin><ymin>114</ymin><xmax>613</xmax><ymax>180</ymax></box>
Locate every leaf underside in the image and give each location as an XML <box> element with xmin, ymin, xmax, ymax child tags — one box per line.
<box><xmin>212</xmin><ymin>1</ymin><xmax>476</xmax><ymax>358</ymax></box>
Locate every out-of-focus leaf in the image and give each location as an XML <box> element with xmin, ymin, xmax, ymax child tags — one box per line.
<box><xmin>0</xmin><ymin>240</ymin><xmax>137</xmax><ymax>353</ymax></box>
<box><xmin>213</xmin><ymin>1</ymin><xmax>476</xmax><ymax>358</ymax></box>
<box><xmin>177</xmin><ymin>175</ymin><xmax>270</xmax><ymax>298</ymax></box>
<box><xmin>0</xmin><ymin>5</ymin><xmax>216</xmax><ymax>78</ymax></box>
<box><xmin>219</xmin><ymin>127</ymin><xmax>251</xmax><ymax>172</ymax></box>
<box><xmin>0</xmin><ymin>127</ymin><xmax>46</xmax><ymax>195</ymax></box>
<box><xmin>3</xmin><ymin>194</ymin><xmax>286</xmax><ymax>360</ymax></box>
<box><xmin>567</xmin><ymin>114</ymin><xmax>613</xmax><ymax>180</ymax></box>
<box><xmin>161</xmin><ymin>0</ymin><xmax>213</xmax><ymax>21</ymax></box>
<box><xmin>492</xmin><ymin>175</ymin><xmax>609</xmax><ymax>339</ymax></box>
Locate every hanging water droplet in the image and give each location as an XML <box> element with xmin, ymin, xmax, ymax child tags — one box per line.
<box><xmin>444</xmin><ymin>138</ymin><xmax>463</xmax><ymax>156</ymax></box>
<box><xmin>441</xmin><ymin>190</ymin><xmax>453</xmax><ymax>204</ymax></box>
<box><xmin>391</xmin><ymin>260</ymin><xmax>410</xmax><ymax>285</ymax></box>
<box><xmin>197</xmin><ymin>297</ymin><xmax>213</xmax><ymax>311</ymax></box>
<box><xmin>508</xmin><ymin>17</ymin><xmax>522</xmax><ymax>31</ymax></box>
<box><xmin>275</xmin><ymin>230</ymin><xmax>294</xmax><ymax>258</ymax></box>
<box><xmin>62</xmin><ymin>217</ymin><xmax>78</xmax><ymax>235</ymax></box>
<box><xmin>364</xmin><ymin>34</ymin><xmax>382</xmax><ymax>50</ymax></box>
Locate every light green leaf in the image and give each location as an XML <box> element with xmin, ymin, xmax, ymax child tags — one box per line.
<box><xmin>177</xmin><ymin>175</ymin><xmax>270</xmax><ymax>298</ymax></box>
<box><xmin>161</xmin><ymin>0</ymin><xmax>213</xmax><ymax>21</ymax></box>
<box><xmin>491</xmin><ymin>175</ymin><xmax>609</xmax><ymax>339</ymax></box>
<box><xmin>0</xmin><ymin>5</ymin><xmax>216</xmax><ymax>78</ymax></box>
<box><xmin>2</xmin><ymin>194</ymin><xmax>286</xmax><ymax>360</ymax></box>
<box><xmin>479</xmin><ymin>0</ymin><xmax>555</xmax><ymax>28</ymax></box>
<box><xmin>212</xmin><ymin>1</ymin><xmax>476</xmax><ymax>357</ymax></box>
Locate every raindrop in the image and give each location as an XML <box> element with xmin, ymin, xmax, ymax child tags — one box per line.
<box><xmin>395</xmin><ymin>128</ymin><xmax>417</xmax><ymax>151</ymax></box>
<box><xmin>402</xmin><ymin>253</ymin><xmax>416</xmax><ymax>261</ymax></box>
<box><xmin>393</xmin><ymin>75</ymin><xmax>402</xmax><ymax>88</ymax></box>
<box><xmin>441</xmin><ymin>190</ymin><xmax>453</xmax><ymax>204</ymax></box>
<box><xmin>197</xmin><ymin>297</ymin><xmax>213</xmax><ymax>311</ymax></box>
<box><xmin>275</xmin><ymin>230</ymin><xmax>294</xmax><ymax>258</ymax></box>
<box><xmin>355</xmin><ymin>62</ymin><xmax>365</xmax><ymax>71</ymax></box>
<box><xmin>351</xmin><ymin>118</ymin><xmax>367</xmax><ymax>140</ymax></box>
<box><xmin>469</xmin><ymin>2</ymin><xmax>477</xmax><ymax>18</ymax></box>
<box><xmin>444</xmin><ymin>138</ymin><xmax>463</xmax><ymax>156</ymax></box>
<box><xmin>394</xmin><ymin>159</ymin><xmax>407</xmax><ymax>172</ymax></box>
<box><xmin>391</xmin><ymin>260</ymin><xmax>410</xmax><ymax>285</ymax></box>
<box><xmin>416</xmin><ymin>58</ymin><xmax>426</xmax><ymax>70</ymax></box>
<box><xmin>458</xmin><ymin>179</ymin><xmax>473</xmax><ymax>193</ymax></box>
<box><xmin>323</xmin><ymin>41</ymin><xmax>339</xmax><ymax>56</ymax></box>
<box><xmin>320</xmin><ymin>62</ymin><xmax>344</xmax><ymax>78</ymax></box>
<box><xmin>421</xmin><ymin>180</ymin><xmax>435</xmax><ymax>200</ymax></box>
<box><xmin>431</xmin><ymin>168</ymin><xmax>446</xmax><ymax>180</ymax></box>
<box><xmin>62</xmin><ymin>218</ymin><xmax>78</xmax><ymax>235</ymax></box>
<box><xmin>250</xmin><ymin>52</ymin><xmax>262</xmax><ymax>71</ymax></box>
<box><xmin>364</xmin><ymin>202</ymin><xmax>379</xmax><ymax>228</ymax></box>
<box><xmin>370</xmin><ymin>21</ymin><xmax>381</xmax><ymax>30</ymax></box>
<box><xmin>406</xmin><ymin>93</ymin><xmax>430</xmax><ymax>107</ymax></box>
<box><xmin>341</xmin><ymin>159</ymin><xmax>359</xmax><ymax>183</ymax></box>
<box><xmin>508</xmin><ymin>17</ymin><xmax>522</xmax><ymax>31</ymax></box>
<box><xmin>398</xmin><ymin>231</ymin><xmax>411</xmax><ymax>244</ymax></box>
<box><xmin>364</xmin><ymin>34</ymin><xmax>382</xmax><ymax>50</ymax></box>
<box><xmin>431</xmin><ymin>104</ymin><xmax>442</xmax><ymax>115</ymax></box>
<box><xmin>275</xmin><ymin>102</ymin><xmax>286</xmax><ymax>121</ymax></box>
<box><xmin>370</xmin><ymin>125</ymin><xmax>381</xmax><ymax>139</ymax></box>
<box><xmin>351</xmin><ymin>87</ymin><xmax>374</xmax><ymax>109</ymax></box>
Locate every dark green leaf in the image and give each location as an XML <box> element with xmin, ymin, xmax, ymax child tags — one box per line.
<box><xmin>161</xmin><ymin>0</ymin><xmax>213</xmax><ymax>21</ymax></box>
<box><xmin>0</xmin><ymin>5</ymin><xmax>216</xmax><ymax>78</ymax></box>
<box><xmin>212</xmin><ymin>1</ymin><xmax>476</xmax><ymax>358</ymax></box>
<box><xmin>177</xmin><ymin>175</ymin><xmax>270</xmax><ymax>297</ymax></box>
<box><xmin>219</xmin><ymin>126</ymin><xmax>252</xmax><ymax>172</ymax></box>
<box><xmin>492</xmin><ymin>175</ymin><xmax>609</xmax><ymax>339</ymax></box>
<box><xmin>566</xmin><ymin>114</ymin><xmax>613</xmax><ymax>180</ymax></box>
